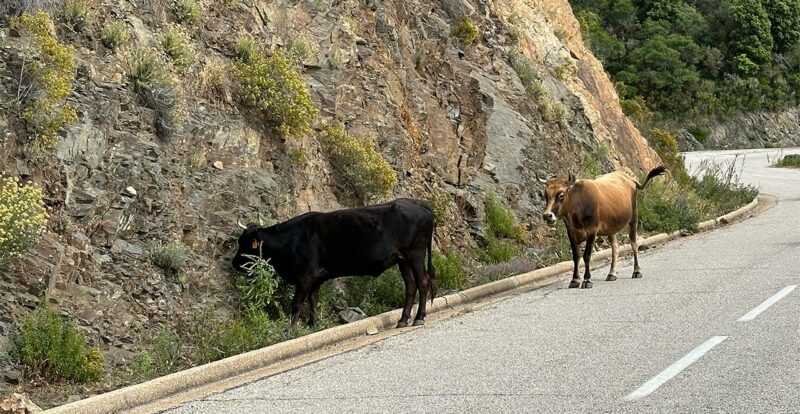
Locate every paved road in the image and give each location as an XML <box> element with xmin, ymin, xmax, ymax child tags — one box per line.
<box><xmin>166</xmin><ymin>149</ymin><xmax>800</xmax><ymax>413</ymax></box>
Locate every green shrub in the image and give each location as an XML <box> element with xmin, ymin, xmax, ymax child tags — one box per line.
<box><xmin>63</xmin><ymin>0</ymin><xmax>92</xmax><ymax>32</ymax></box>
<box><xmin>580</xmin><ymin>145</ymin><xmax>609</xmax><ymax>178</ymax></box>
<box><xmin>236</xmin><ymin>256</ymin><xmax>281</xmax><ymax>314</ymax></box>
<box><xmin>484</xmin><ymin>194</ymin><xmax>524</xmax><ymax>241</ymax></box>
<box><xmin>236</xmin><ymin>49</ymin><xmax>317</xmax><ymax>138</ymax></box>
<box><xmin>773</xmin><ymin>154</ymin><xmax>800</xmax><ymax>168</ymax></box>
<box><xmin>554</xmin><ymin>61</ymin><xmax>573</xmax><ymax>80</ymax></box>
<box><xmin>286</xmin><ymin>35</ymin><xmax>317</xmax><ymax>65</ymax></box>
<box><xmin>479</xmin><ymin>236</ymin><xmax>521</xmax><ymax>264</ymax></box>
<box><xmin>173</xmin><ymin>0</ymin><xmax>201</xmax><ymax>26</ymax></box>
<box><xmin>159</xmin><ymin>25</ymin><xmax>194</xmax><ymax>72</ymax></box>
<box><xmin>101</xmin><ymin>21</ymin><xmax>130</xmax><ymax>51</ymax></box>
<box><xmin>620</xmin><ymin>95</ymin><xmax>653</xmax><ymax>125</ymax></box>
<box><xmin>124</xmin><ymin>47</ymin><xmax>185</xmax><ymax>139</ymax></box>
<box><xmin>454</xmin><ymin>15</ymin><xmax>479</xmax><ymax>46</ymax></box>
<box><xmin>427</xmin><ymin>189</ymin><xmax>454</xmax><ymax>225</ymax></box>
<box><xmin>133</xmin><ymin>327</ymin><xmax>182</xmax><ymax>379</ymax></box>
<box><xmin>0</xmin><ymin>176</ymin><xmax>48</xmax><ymax>266</ymax></box>
<box><xmin>343</xmin><ymin>268</ymin><xmax>405</xmax><ymax>315</ymax></box>
<box><xmin>509</xmin><ymin>50</ymin><xmax>546</xmax><ymax>100</ymax></box>
<box><xmin>150</xmin><ymin>240</ymin><xmax>190</xmax><ymax>272</ymax></box>
<box><xmin>638</xmin><ymin>180</ymin><xmax>700</xmax><ymax>233</ymax></box>
<box><xmin>234</xmin><ymin>35</ymin><xmax>259</xmax><ymax>64</ymax></box>
<box><xmin>688</xmin><ymin>125</ymin><xmax>711</xmax><ymax>144</ymax></box>
<box><xmin>199</xmin><ymin>57</ymin><xmax>230</xmax><ymax>99</ymax></box>
<box><xmin>432</xmin><ymin>251</ymin><xmax>469</xmax><ymax>291</ymax></box>
<box><xmin>13</xmin><ymin>307</ymin><xmax>104</xmax><ymax>383</ymax></box>
<box><xmin>319</xmin><ymin>123</ymin><xmax>397</xmax><ymax>202</ymax></box>
<box><xmin>11</xmin><ymin>11</ymin><xmax>77</xmax><ymax>151</ymax></box>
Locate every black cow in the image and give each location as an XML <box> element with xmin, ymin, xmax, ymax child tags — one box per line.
<box><xmin>232</xmin><ymin>198</ymin><xmax>437</xmax><ymax>328</ymax></box>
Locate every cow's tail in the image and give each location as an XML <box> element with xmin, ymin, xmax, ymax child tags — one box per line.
<box><xmin>427</xmin><ymin>231</ymin><xmax>437</xmax><ymax>305</ymax></box>
<box><xmin>636</xmin><ymin>165</ymin><xmax>668</xmax><ymax>190</ymax></box>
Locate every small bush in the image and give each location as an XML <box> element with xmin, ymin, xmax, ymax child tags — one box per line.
<box><xmin>0</xmin><ymin>176</ymin><xmax>48</xmax><ymax>266</ymax></box>
<box><xmin>234</xmin><ymin>35</ymin><xmax>259</xmax><ymax>64</ymax></box>
<box><xmin>236</xmin><ymin>49</ymin><xmax>317</xmax><ymax>138</ymax></box>
<box><xmin>620</xmin><ymin>96</ymin><xmax>653</xmax><ymax>125</ymax></box>
<box><xmin>773</xmin><ymin>154</ymin><xmax>800</xmax><ymax>168</ymax></box>
<box><xmin>484</xmin><ymin>194</ymin><xmax>524</xmax><ymax>241</ymax></box>
<box><xmin>199</xmin><ymin>57</ymin><xmax>230</xmax><ymax>99</ymax></box>
<box><xmin>432</xmin><ymin>251</ymin><xmax>468</xmax><ymax>291</ymax></box>
<box><xmin>541</xmin><ymin>101</ymin><xmax>566</xmax><ymax>123</ymax></box>
<box><xmin>13</xmin><ymin>307</ymin><xmax>104</xmax><ymax>383</ymax></box>
<box><xmin>133</xmin><ymin>327</ymin><xmax>182</xmax><ymax>379</ymax></box>
<box><xmin>101</xmin><ymin>21</ymin><xmax>129</xmax><ymax>51</ymax></box>
<box><xmin>319</xmin><ymin>123</ymin><xmax>397</xmax><ymax>202</ymax></box>
<box><xmin>479</xmin><ymin>236</ymin><xmax>521</xmax><ymax>264</ymax></box>
<box><xmin>236</xmin><ymin>255</ymin><xmax>281</xmax><ymax>314</ymax></box>
<box><xmin>343</xmin><ymin>268</ymin><xmax>405</xmax><ymax>316</ymax></box>
<box><xmin>63</xmin><ymin>0</ymin><xmax>92</xmax><ymax>32</ymax></box>
<box><xmin>173</xmin><ymin>0</ymin><xmax>201</xmax><ymax>26</ymax></box>
<box><xmin>688</xmin><ymin>125</ymin><xmax>711</xmax><ymax>144</ymax></box>
<box><xmin>286</xmin><ymin>35</ymin><xmax>317</xmax><ymax>66</ymax></box>
<box><xmin>507</xmin><ymin>26</ymin><xmax>520</xmax><ymax>45</ymax></box>
<box><xmin>580</xmin><ymin>145</ymin><xmax>609</xmax><ymax>178</ymax></box>
<box><xmin>427</xmin><ymin>189</ymin><xmax>454</xmax><ymax>225</ymax></box>
<box><xmin>150</xmin><ymin>240</ymin><xmax>190</xmax><ymax>272</ymax></box>
<box><xmin>554</xmin><ymin>61</ymin><xmax>574</xmax><ymax>80</ymax></box>
<box><xmin>477</xmin><ymin>257</ymin><xmax>537</xmax><ymax>283</ymax></box>
<box><xmin>125</xmin><ymin>47</ymin><xmax>185</xmax><ymax>139</ymax></box>
<box><xmin>11</xmin><ymin>11</ymin><xmax>77</xmax><ymax>151</ymax></box>
<box><xmin>638</xmin><ymin>180</ymin><xmax>699</xmax><ymax>233</ymax></box>
<box><xmin>159</xmin><ymin>25</ymin><xmax>194</xmax><ymax>72</ymax></box>
<box><xmin>454</xmin><ymin>15</ymin><xmax>479</xmax><ymax>46</ymax></box>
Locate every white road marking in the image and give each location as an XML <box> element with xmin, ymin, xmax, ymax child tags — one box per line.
<box><xmin>624</xmin><ymin>336</ymin><xmax>728</xmax><ymax>401</ymax></box>
<box><xmin>737</xmin><ymin>285</ymin><xmax>797</xmax><ymax>322</ymax></box>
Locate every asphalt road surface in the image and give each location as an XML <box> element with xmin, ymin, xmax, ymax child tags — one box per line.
<box><xmin>166</xmin><ymin>149</ymin><xmax>800</xmax><ymax>414</ymax></box>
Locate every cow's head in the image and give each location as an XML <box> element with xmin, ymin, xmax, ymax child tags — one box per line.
<box><xmin>537</xmin><ymin>172</ymin><xmax>575</xmax><ymax>225</ymax></box>
<box><xmin>231</xmin><ymin>222</ymin><xmax>263</xmax><ymax>271</ymax></box>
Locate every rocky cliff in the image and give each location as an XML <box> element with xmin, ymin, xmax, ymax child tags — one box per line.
<box><xmin>0</xmin><ymin>0</ymin><xmax>658</xmax><ymax>398</ymax></box>
<box><xmin>678</xmin><ymin>108</ymin><xmax>800</xmax><ymax>151</ymax></box>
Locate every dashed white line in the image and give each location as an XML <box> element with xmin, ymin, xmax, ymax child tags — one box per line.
<box><xmin>737</xmin><ymin>285</ymin><xmax>797</xmax><ymax>322</ymax></box>
<box><xmin>624</xmin><ymin>336</ymin><xmax>727</xmax><ymax>401</ymax></box>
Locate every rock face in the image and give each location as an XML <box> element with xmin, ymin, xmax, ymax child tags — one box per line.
<box><xmin>678</xmin><ymin>108</ymin><xmax>800</xmax><ymax>150</ymax></box>
<box><xmin>0</xmin><ymin>0</ymin><xmax>658</xmax><ymax>392</ymax></box>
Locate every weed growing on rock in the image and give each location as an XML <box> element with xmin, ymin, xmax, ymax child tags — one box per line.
<box><xmin>427</xmin><ymin>189</ymin><xmax>454</xmax><ymax>225</ymax></box>
<box><xmin>124</xmin><ymin>47</ymin><xmax>186</xmax><ymax>140</ymax></box>
<box><xmin>237</xmin><ymin>255</ymin><xmax>281</xmax><ymax>314</ymax></box>
<box><xmin>432</xmin><ymin>251</ymin><xmax>468</xmax><ymax>291</ymax></box>
<box><xmin>454</xmin><ymin>15</ymin><xmax>479</xmax><ymax>46</ymax></box>
<box><xmin>150</xmin><ymin>240</ymin><xmax>190</xmax><ymax>273</ymax></box>
<box><xmin>173</xmin><ymin>0</ymin><xmax>201</xmax><ymax>26</ymax></box>
<box><xmin>484</xmin><ymin>194</ymin><xmax>524</xmax><ymax>241</ymax></box>
<box><xmin>234</xmin><ymin>35</ymin><xmax>259</xmax><ymax>64</ymax></box>
<box><xmin>63</xmin><ymin>0</ymin><xmax>92</xmax><ymax>32</ymax></box>
<box><xmin>159</xmin><ymin>25</ymin><xmax>194</xmax><ymax>72</ymax></box>
<box><xmin>132</xmin><ymin>327</ymin><xmax>182</xmax><ymax>379</ymax></box>
<box><xmin>0</xmin><ymin>176</ymin><xmax>48</xmax><ymax>266</ymax></box>
<box><xmin>286</xmin><ymin>35</ymin><xmax>317</xmax><ymax>66</ymax></box>
<box><xmin>101</xmin><ymin>21</ymin><xmax>129</xmax><ymax>51</ymax></box>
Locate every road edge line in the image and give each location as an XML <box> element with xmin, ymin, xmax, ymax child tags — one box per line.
<box><xmin>43</xmin><ymin>195</ymin><xmax>762</xmax><ymax>414</ymax></box>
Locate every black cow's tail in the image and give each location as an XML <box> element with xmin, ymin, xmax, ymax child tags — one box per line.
<box><xmin>636</xmin><ymin>165</ymin><xmax>668</xmax><ymax>190</ymax></box>
<box><xmin>427</xmin><ymin>231</ymin><xmax>437</xmax><ymax>305</ymax></box>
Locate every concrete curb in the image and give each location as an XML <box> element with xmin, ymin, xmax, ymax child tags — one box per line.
<box><xmin>44</xmin><ymin>196</ymin><xmax>761</xmax><ymax>414</ymax></box>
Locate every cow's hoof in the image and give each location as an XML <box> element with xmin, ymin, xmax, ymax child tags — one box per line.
<box><xmin>581</xmin><ymin>280</ymin><xmax>593</xmax><ymax>289</ymax></box>
<box><xmin>568</xmin><ymin>280</ymin><xmax>581</xmax><ymax>288</ymax></box>
<box><xmin>632</xmin><ymin>271</ymin><xmax>643</xmax><ymax>279</ymax></box>
<box><xmin>606</xmin><ymin>274</ymin><xmax>617</xmax><ymax>282</ymax></box>
<box><xmin>396</xmin><ymin>321</ymin><xmax>408</xmax><ymax>329</ymax></box>
<box><xmin>412</xmin><ymin>319</ymin><xmax>425</xmax><ymax>326</ymax></box>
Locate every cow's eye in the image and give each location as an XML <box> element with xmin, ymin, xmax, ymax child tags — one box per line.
<box><xmin>557</xmin><ymin>192</ymin><xmax>565</xmax><ymax>201</ymax></box>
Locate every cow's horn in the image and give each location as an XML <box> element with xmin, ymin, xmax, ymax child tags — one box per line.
<box><xmin>536</xmin><ymin>171</ymin><xmax>548</xmax><ymax>184</ymax></box>
<box><xmin>237</xmin><ymin>220</ymin><xmax>247</xmax><ymax>230</ymax></box>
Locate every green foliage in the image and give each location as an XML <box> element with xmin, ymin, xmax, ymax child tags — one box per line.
<box><xmin>773</xmin><ymin>154</ymin><xmax>800</xmax><ymax>167</ymax></box>
<box><xmin>729</xmin><ymin>0</ymin><xmax>774</xmax><ymax>65</ymax></box>
<box><xmin>318</xmin><ymin>123</ymin><xmax>397</xmax><ymax>202</ymax></box>
<box><xmin>150</xmin><ymin>240</ymin><xmax>190</xmax><ymax>273</ymax></box>
<box><xmin>0</xmin><ymin>176</ymin><xmax>48</xmax><ymax>266</ymax></box>
<box><xmin>13</xmin><ymin>307</ymin><xmax>104</xmax><ymax>383</ymax></box>
<box><xmin>479</xmin><ymin>236</ymin><xmax>521</xmax><ymax>264</ymax></box>
<box><xmin>554</xmin><ymin>61</ymin><xmax>574</xmax><ymax>80</ymax></box>
<box><xmin>159</xmin><ymin>25</ymin><xmax>194</xmax><ymax>72</ymax></box>
<box><xmin>638</xmin><ymin>180</ymin><xmax>700</xmax><ymax>233</ymax></box>
<box><xmin>236</xmin><ymin>49</ymin><xmax>317</xmax><ymax>138</ymax></box>
<box><xmin>763</xmin><ymin>0</ymin><xmax>800</xmax><ymax>52</ymax></box>
<box><xmin>484</xmin><ymin>194</ymin><xmax>524</xmax><ymax>241</ymax></box>
<box><xmin>236</xmin><ymin>256</ymin><xmax>281</xmax><ymax>314</ymax></box>
<box><xmin>580</xmin><ymin>145</ymin><xmax>609</xmax><ymax>178</ymax></box>
<box><xmin>619</xmin><ymin>95</ymin><xmax>653</xmax><ymax>125</ymax></box>
<box><xmin>509</xmin><ymin>50</ymin><xmax>546</xmax><ymax>100</ymax></box>
<box><xmin>343</xmin><ymin>269</ymin><xmax>405</xmax><ymax>315</ymax></box>
<box><xmin>63</xmin><ymin>0</ymin><xmax>92</xmax><ymax>32</ymax></box>
<box><xmin>11</xmin><ymin>11</ymin><xmax>77</xmax><ymax>151</ymax></box>
<box><xmin>688</xmin><ymin>125</ymin><xmax>711</xmax><ymax>143</ymax></box>
<box><xmin>173</xmin><ymin>0</ymin><xmax>201</xmax><ymax>26</ymax></box>
<box><xmin>427</xmin><ymin>189</ymin><xmax>454</xmax><ymax>225</ymax></box>
<box><xmin>124</xmin><ymin>47</ymin><xmax>185</xmax><ymax>139</ymax></box>
<box><xmin>454</xmin><ymin>15</ymin><xmax>479</xmax><ymax>46</ymax></box>
<box><xmin>101</xmin><ymin>21</ymin><xmax>130</xmax><ymax>51</ymax></box>
<box><xmin>133</xmin><ymin>327</ymin><xmax>182</xmax><ymax>379</ymax></box>
<box><xmin>432</xmin><ymin>251</ymin><xmax>469</xmax><ymax>291</ymax></box>
<box><xmin>234</xmin><ymin>35</ymin><xmax>260</xmax><ymax>64</ymax></box>
<box><xmin>286</xmin><ymin>36</ymin><xmax>318</xmax><ymax>66</ymax></box>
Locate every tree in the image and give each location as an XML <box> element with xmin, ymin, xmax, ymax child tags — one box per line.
<box><xmin>762</xmin><ymin>0</ymin><xmax>800</xmax><ymax>52</ymax></box>
<box><xmin>728</xmin><ymin>0</ymin><xmax>774</xmax><ymax>65</ymax></box>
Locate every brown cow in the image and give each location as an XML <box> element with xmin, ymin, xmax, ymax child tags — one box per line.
<box><xmin>538</xmin><ymin>166</ymin><xmax>667</xmax><ymax>288</ymax></box>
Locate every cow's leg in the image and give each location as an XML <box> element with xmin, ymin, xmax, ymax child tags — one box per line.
<box><xmin>306</xmin><ymin>280</ymin><xmax>324</xmax><ymax>326</ymax></box>
<box><xmin>567</xmin><ymin>226</ymin><xmax>581</xmax><ymax>288</ymax></box>
<box><xmin>606</xmin><ymin>233</ymin><xmax>619</xmax><ymax>282</ymax></box>
<box><xmin>410</xmin><ymin>257</ymin><xmax>430</xmax><ymax>326</ymax></box>
<box><xmin>290</xmin><ymin>281</ymin><xmax>311</xmax><ymax>326</ymax></box>
<box><xmin>396</xmin><ymin>262</ymin><xmax>417</xmax><ymax>328</ymax></box>
<box><xmin>581</xmin><ymin>234</ymin><xmax>596</xmax><ymax>289</ymax></box>
<box><xmin>629</xmin><ymin>210</ymin><xmax>642</xmax><ymax>279</ymax></box>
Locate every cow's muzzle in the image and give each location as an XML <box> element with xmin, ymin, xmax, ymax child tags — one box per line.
<box><xmin>542</xmin><ymin>212</ymin><xmax>557</xmax><ymax>225</ymax></box>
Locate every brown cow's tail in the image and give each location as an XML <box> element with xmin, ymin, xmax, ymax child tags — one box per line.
<box><xmin>636</xmin><ymin>165</ymin><xmax>668</xmax><ymax>190</ymax></box>
<box><xmin>427</xmin><ymin>231</ymin><xmax>437</xmax><ymax>305</ymax></box>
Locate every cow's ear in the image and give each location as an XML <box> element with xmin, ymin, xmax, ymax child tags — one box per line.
<box><xmin>567</xmin><ymin>172</ymin><xmax>576</xmax><ymax>186</ymax></box>
<box><xmin>250</xmin><ymin>239</ymin><xmax>259</xmax><ymax>250</ymax></box>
